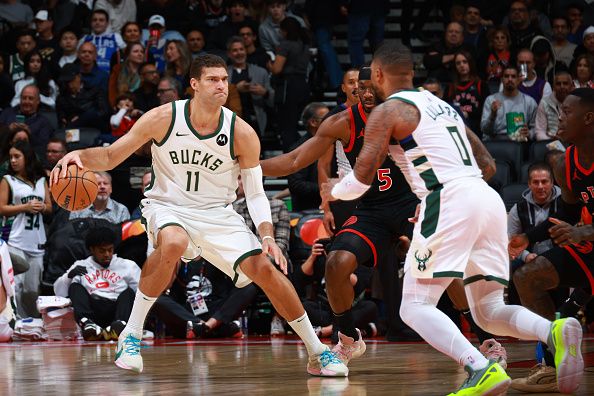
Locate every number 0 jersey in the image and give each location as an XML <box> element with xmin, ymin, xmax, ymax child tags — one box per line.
<box><xmin>386</xmin><ymin>89</ymin><xmax>483</xmax><ymax>200</ymax></box>
<box><xmin>144</xmin><ymin>100</ymin><xmax>240</xmax><ymax>210</ymax></box>
<box><xmin>2</xmin><ymin>175</ymin><xmax>46</xmax><ymax>254</ymax></box>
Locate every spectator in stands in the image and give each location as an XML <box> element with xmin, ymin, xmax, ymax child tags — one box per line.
<box><xmin>227</xmin><ymin>36</ymin><xmax>273</xmax><ymax>134</ymax></box>
<box><xmin>423</xmin><ymin>21</ymin><xmax>475</xmax><ymax>83</ymax></box>
<box><xmin>44</xmin><ymin>137</ymin><xmax>66</xmax><ymax>175</ymax></box>
<box><xmin>0</xmin><ymin>239</ymin><xmax>15</xmax><ymax>342</ymax></box>
<box><xmin>153</xmin><ymin>257</ymin><xmax>255</xmax><ymax>339</ymax></box>
<box><xmin>110</xmin><ymin>93</ymin><xmax>142</xmax><ymax>139</ymax></box>
<box><xmin>422</xmin><ymin>77</ymin><xmax>444</xmax><ymax>98</ymax></box>
<box><xmin>484</xmin><ymin>26</ymin><xmax>513</xmax><ymax>92</ymax></box>
<box><xmin>0</xmin><ymin>56</ymin><xmax>15</xmax><ymax>110</ymax></box>
<box><xmin>157</xmin><ymin>76</ymin><xmax>181</xmax><ymax>105</ymax></box>
<box><xmin>141</xmin><ymin>14</ymin><xmax>185</xmax><ymax>73</ymax></box>
<box><xmin>573</xmin><ymin>26</ymin><xmax>594</xmax><ymax>65</ymax></box>
<box><xmin>517</xmin><ymin>48</ymin><xmax>552</xmax><ymax>104</ymax></box>
<box><xmin>286</xmin><ymin>102</ymin><xmax>328</xmax><ymax>211</ymax></box>
<box><xmin>53</xmin><ymin>227</ymin><xmax>140</xmax><ymax>341</ymax></box>
<box><xmin>76</xmin><ymin>42</ymin><xmax>109</xmax><ymax>93</ymax></box>
<box><xmin>11</xmin><ymin>50</ymin><xmax>58</xmax><ymax>110</ymax></box>
<box><xmin>8</xmin><ymin>29</ymin><xmax>36</xmax><ymax>83</ymax></box>
<box><xmin>305</xmin><ymin>0</ymin><xmax>344</xmax><ymax>89</ymax></box>
<box><xmin>69</xmin><ymin>171</ymin><xmax>130</xmax><ymax>224</ymax></box>
<box><xmin>531</xmin><ymin>36</ymin><xmax>563</xmax><ymax>83</ymax></box>
<box><xmin>446</xmin><ymin>50</ymin><xmax>487</xmax><ymax>137</ymax></box>
<box><xmin>327</xmin><ymin>68</ymin><xmax>359</xmax><ymax>117</ymax></box>
<box><xmin>58</xmin><ymin>28</ymin><xmax>78</xmax><ymax>68</ymax></box>
<box><xmin>79</xmin><ymin>9</ymin><xmax>126</xmax><ymax>73</ymax></box>
<box><xmin>109</xmin><ymin>22</ymin><xmax>142</xmax><ymax>69</ymax></box>
<box><xmin>33</xmin><ymin>10</ymin><xmax>59</xmax><ymax>72</ymax></box>
<box><xmin>481</xmin><ymin>65</ymin><xmax>537</xmax><ymax>141</ymax></box>
<box><xmin>346</xmin><ymin>0</ymin><xmax>387</xmax><ymax>67</ymax></box>
<box><xmin>535</xmin><ymin>70</ymin><xmax>573</xmax><ymax>141</ymax></box>
<box><xmin>131</xmin><ymin>170</ymin><xmax>151</xmax><ymax>220</ymax></box>
<box><xmin>94</xmin><ymin>0</ymin><xmax>137</xmax><ymax>34</ymax></box>
<box><xmin>195</xmin><ymin>0</ymin><xmax>227</xmax><ymax>31</ymax></box>
<box><xmin>186</xmin><ymin>29</ymin><xmax>207</xmax><ymax>59</ymax></box>
<box><xmin>567</xmin><ymin>2</ymin><xmax>586</xmax><ymax>45</ymax></box>
<box><xmin>552</xmin><ymin>16</ymin><xmax>577</xmax><ymax>68</ymax></box>
<box><xmin>508</xmin><ymin>162</ymin><xmax>561</xmax><ymax>265</ymax></box>
<box><xmin>108</xmin><ymin>42</ymin><xmax>145</xmax><ymax>106</ymax></box>
<box><xmin>0</xmin><ymin>85</ymin><xmax>54</xmax><ymax>158</ymax></box>
<box><xmin>164</xmin><ymin>40</ymin><xmax>191</xmax><ymax>93</ymax></box>
<box><xmin>0</xmin><ymin>123</ymin><xmax>30</xmax><ymax>178</ymax></box>
<box><xmin>463</xmin><ymin>2</ymin><xmax>488</xmax><ymax>55</ymax></box>
<box><xmin>0</xmin><ymin>140</ymin><xmax>51</xmax><ymax>318</ymax></box>
<box><xmin>259</xmin><ymin>0</ymin><xmax>305</xmax><ymax>54</ymax></box>
<box><xmin>247</xmin><ymin>0</ymin><xmax>267</xmax><ymax>23</ymax></box>
<box><xmin>0</xmin><ymin>0</ymin><xmax>33</xmax><ymax>27</ymax></box>
<box><xmin>572</xmin><ymin>53</ymin><xmax>594</xmax><ymax>88</ymax></box>
<box><xmin>56</xmin><ymin>63</ymin><xmax>109</xmax><ymax>130</ymax></box>
<box><xmin>210</xmin><ymin>0</ymin><xmax>256</xmax><ymax>52</ymax></box>
<box><xmin>267</xmin><ymin>17</ymin><xmax>311</xmax><ymax>152</ymax></box>
<box><xmin>239</xmin><ymin>24</ymin><xmax>269</xmax><ymax>69</ymax></box>
<box><xmin>137</xmin><ymin>0</ymin><xmax>191</xmax><ymax>33</ymax></box>
<box><xmin>506</xmin><ymin>1</ymin><xmax>542</xmax><ymax>51</ymax></box>
<box><xmin>134</xmin><ymin>62</ymin><xmax>160</xmax><ymax>113</ymax></box>
<box><xmin>292</xmin><ymin>238</ymin><xmax>378</xmax><ymax>339</ymax></box>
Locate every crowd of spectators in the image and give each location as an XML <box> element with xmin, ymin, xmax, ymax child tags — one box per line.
<box><xmin>1</xmin><ymin>0</ymin><xmax>594</xmax><ymax>344</ymax></box>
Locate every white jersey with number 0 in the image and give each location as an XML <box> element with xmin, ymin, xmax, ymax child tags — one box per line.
<box><xmin>144</xmin><ymin>100</ymin><xmax>240</xmax><ymax>209</ymax></box>
<box><xmin>387</xmin><ymin>89</ymin><xmax>482</xmax><ymax>199</ymax></box>
<box><xmin>3</xmin><ymin>175</ymin><xmax>46</xmax><ymax>254</ymax></box>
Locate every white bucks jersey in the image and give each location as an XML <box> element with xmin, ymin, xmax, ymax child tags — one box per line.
<box><xmin>145</xmin><ymin>100</ymin><xmax>240</xmax><ymax>209</ymax></box>
<box><xmin>3</xmin><ymin>175</ymin><xmax>46</xmax><ymax>254</ymax></box>
<box><xmin>387</xmin><ymin>89</ymin><xmax>482</xmax><ymax>199</ymax></box>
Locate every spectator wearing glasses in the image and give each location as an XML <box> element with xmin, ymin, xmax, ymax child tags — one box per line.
<box><xmin>238</xmin><ymin>24</ymin><xmax>269</xmax><ymax>69</ymax></box>
<box><xmin>156</xmin><ymin>76</ymin><xmax>181</xmax><ymax>105</ymax></box>
<box><xmin>134</xmin><ymin>63</ymin><xmax>160</xmax><ymax>112</ymax></box>
<box><xmin>506</xmin><ymin>1</ymin><xmax>542</xmax><ymax>52</ymax></box>
<box><xmin>44</xmin><ymin>137</ymin><xmax>66</xmax><ymax>175</ymax></box>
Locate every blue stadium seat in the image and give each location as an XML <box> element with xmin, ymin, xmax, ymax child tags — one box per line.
<box><xmin>529</xmin><ymin>140</ymin><xmax>552</xmax><ymax>162</ymax></box>
<box><xmin>501</xmin><ymin>183</ymin><xmax>528</xmax><ymax>212</ymax></box>
<box><xmin>484</xmin><ymin>141</ymin><xmax>523</xmax><ymax>182</ymax></box>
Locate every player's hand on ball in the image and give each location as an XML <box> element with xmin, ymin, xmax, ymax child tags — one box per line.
<box><xmin>262</xmin><ymin>238</ymin><xmax>287</xmax><ymax>275</ymax></box>
<box><xmin>50</xmin><ymin>151</ymin><xmax>84</xmax><ymax>187</ymax></box>
<box><xmin>508</xmin><ymin>234</ymin><xmax>529</xmax><ymax>259</ymax></box>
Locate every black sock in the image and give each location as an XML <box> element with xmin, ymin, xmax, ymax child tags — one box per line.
<box><xmin>558</xmin><ymin>288</ymin><xmax>592</xmax><ymax>319</ymax></box>
<box><xmin>462</xmin><ymin>310</ymin><xmax>493</xmax><ymax>344</ymax></box>
<box><xmin>542</xmin><ymin>344</ymin><xmax>556</xmax><ymax>367</ymax></box>
<box><xmin>333</xmin><ymin>309</ymin><xmax>358</xmax><ymax>340</ymax></box>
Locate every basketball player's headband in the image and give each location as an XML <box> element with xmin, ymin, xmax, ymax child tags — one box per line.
<box><xmin>359</xmin><ymin>66</ymin><xmax>371</xmax><ymax>81</ymax></box>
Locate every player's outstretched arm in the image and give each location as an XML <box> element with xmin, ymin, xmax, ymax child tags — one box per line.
<box><xmin>234</xmin><ymin>117</ymin><xmax>288</xmax><ymax>273</ymax></box>
<box><xmin>260</xmin><ymin>113</ymin><xmax>347</xmax><ymax>177</ymax></box>
<box><xmin>464</xmin><ymin>126</ymin><xmax>496</xmax><ymax>181</ymax></box>
<box><xmin>50</xmin><ymin>104</ymin><xmax>172</xmax><ymax>186</ymax></box>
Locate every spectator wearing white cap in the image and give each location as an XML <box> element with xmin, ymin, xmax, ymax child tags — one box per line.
<box><xmin>570</xmin><ymin>25</ymin><xmax>594</xmax><ymax>64</ymax></box>
<box><xmin>94</xmin><ymin>0</ymin><xmax>137</xmax><ymax>34</ymax></box>
<box><xmin>79</xmin><ymin>9</ymin><xmax>126</xmax><ymax>73</ymax></box>
<box><xmin>34</xmin><ymin>10</ymin><xmax>60</xmax><ymax>69</ymax></box>
<box><xmin>141</xmin><ymin>15</ymin><xmax>185</xmax><ymax>73</ymax></box>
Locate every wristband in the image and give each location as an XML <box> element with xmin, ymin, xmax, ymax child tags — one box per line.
<box><xmin>331</xmin><ymin>171</ymin><xmax>371</xmax><ymax>201</ymax></box>
<box><xmin>262</xmin><ymin>236</ymin><xmax>275</xmax><ymax>242</ymax></box>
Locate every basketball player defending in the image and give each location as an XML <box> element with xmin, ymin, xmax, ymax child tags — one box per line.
<box><xmin>50</xmin><ymin>55</ymin><xmax>347</xmax><ymax>377</ymax></box>
<box><xmin>322</xmin><ymin>42</ymin><xmax>583</xmax><ymax>395</ymax></box>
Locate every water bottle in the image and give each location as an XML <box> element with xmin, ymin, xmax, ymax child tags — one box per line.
<box><xmin>240</xmin><ymin>310</ymin><xmax>249</xmax><ymax>337</ymax></box>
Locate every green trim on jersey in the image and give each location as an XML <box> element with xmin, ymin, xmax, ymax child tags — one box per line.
<box><xmin>420</xmin><ymin>186</ymin><xmax>442</xmax><ymax>238</ymax></box>
<box><xmin>184</xmin><ymin>100</ymin><xmax>224</xmax><ymax>140</ymax></box>
<box><xmin>230</xmin><ymin>112</ymin><xmax>237</xmax><ymax>160</ymax></box>
<box><xmin>154</xmin><ymin>101</ymin><xmax>176</xmax><ymax>147</ymax></box>
<box><xmin>419</xmin><ymin>168</ymin><xmax>441</xmax><ymax>190</ymax></box>
<box><xmin>464</xmin><ymin>275</ymin><xmax>509</xmax><ymax>287</ymax></box>
<box><xmin>232</xmin><ymin>248</ymin><xmax>263</xmax><ymax>285</ymax></box>
<box><xmin>144</xmin><ymin>166</ymin><xmax>156</xmax><ymax>192</ymax></box>
<box><xmin>412</xmin><ymin>156</ymin><xmax>428</xmax><ymax>167</ymax></box>
<box><xmin>387</xmin><ymin>95</ymin><xmax>417</xmax><ymax>108</ymax></box>
<box><xmin>433</xmin><ymin>271</ymin><xmax>463</xmax><ymax>278</ymax></box>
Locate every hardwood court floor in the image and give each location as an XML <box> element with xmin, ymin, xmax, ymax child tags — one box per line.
<box><xmin>1</xmin><ymin>336</ymin><xmax>593</xmax><ymax>396</ymax></box>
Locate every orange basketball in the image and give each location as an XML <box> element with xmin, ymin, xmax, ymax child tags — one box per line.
<box><xmin>50</xmin><ymin>164</ymin><xmax>98</xmax><ymax>211</ymax></box>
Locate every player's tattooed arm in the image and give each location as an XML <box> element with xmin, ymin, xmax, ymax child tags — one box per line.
<box><xmin>464</xmin><ymin>126</ymin><xmax>496</xmax><ymax>181</ymax></box>
<box><xmin>354</xmin><ymin>100</ymin><xmax>418</xmax><ymax>184</ymax></box>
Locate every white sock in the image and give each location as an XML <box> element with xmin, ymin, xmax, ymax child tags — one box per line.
<box><xmin>123</xmin><ymin>289</ymin><xmax>156</xmax><ymax>338</ymax></box>
<box><xmin>287</xmin><ymin>312</ymin><xmax>326</xmax><ymax>356</ymax></box>
<box><xmin>460</xmin><ymin>347</ymin><xmax>490</xmax><ymax>371</ymax></box>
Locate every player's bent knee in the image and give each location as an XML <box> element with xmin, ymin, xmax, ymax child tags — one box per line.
<box><xmin>240</xmin><ymin>256</ymin><xmax>276</xmax><ymax>283</ymax></box>
<box><xmin>158</xmin><ymin>227</ymin><xmax>189</xmax><ymax>257</ymax></box>
<box><xmin>325</xmin><ymin>251</ymin><xmax>357</xmax><ymax>278</ymax></box>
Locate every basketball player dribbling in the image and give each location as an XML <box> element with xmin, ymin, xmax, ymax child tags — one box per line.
<box><xmin>322</xmin><ymin>42</ymin><xmax>584</xmax><ymax>395</ymax></box>
<box><xmin>50</xmin><ymin>54</ymin><xmax>347</xmax><ymax>377</ymax></box>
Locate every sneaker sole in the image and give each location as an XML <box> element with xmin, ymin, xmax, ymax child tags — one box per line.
<box><xmin>115</xmin><ymin>359</ymin><xmax>143</xmax><ymax>373</ymax></box>
<box><xmin>556</xmin><ymin>318</ymin><xmax>583</xmax><ymax>393</ymax></box>
<box><xmin>483</xmin><ymin>378</ymin><xmax>511</xmax><ymax>396</ymax></box>
<box><xmin>307</xmin><ymin>366</ymin><xmax>348</xmax><ymax>377</ymax></box>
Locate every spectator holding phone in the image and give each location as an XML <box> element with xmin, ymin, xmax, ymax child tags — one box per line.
<box><xmin>141</xmin><ymin>15</ymin><xmax>184</xmax><ymax>73</ymax></box>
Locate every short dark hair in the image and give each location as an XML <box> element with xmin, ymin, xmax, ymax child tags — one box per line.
<box><xmin>47</xmin><ymin>136</ymin><xmax>67</xmax><ymax>148</ymax></box>
<box><xmin>373</xmin><ymin>41</ymin><xmax>413</xmax><ymax>69</ymax></box>
<box><xmin>121</xmin><ymin>21</ymin><xmax>140</xmax><ymax>33</ymax></box>
<box><xmin>139</xmin><ymin>61</ymin><xmax>157</xmax><ymax>74</ymax></box>
<box><xmin>227</xmin><ymin>35</ymin><xmax>245</xmax><ymax>51</ymax></box>
<box><xmin>527</xmin><ymin>161</ymin><xmax>553</xmax><ymax>180</ymax></box>
<box><xmin>16</xmin><ymin>28</ymin><xmax>36</xmax><ymax>42</ymax></box>
<box><xmin>189</xmin><ymin>54</ymin><xmax>227</xmax><ymax>79</ymax></box>
<box><xmin>569</xmin><ymin>87</ymin><xmax>594</xmax><ymax>108</ymax></box>
<box><xmin>92</xmin><ymin>9</ymin><xmax>109</xmax><ymax>21</ymax></box>
<box><xmin>86</xmin><ymin>227</ymin><xmax>117</xmax><ymax>249</ymax></box>
<box><xmin>503</xmin><ymin>65</ymin><xmax>519</xmax><ymax>74</ymax></box>
<box><xmin>115</xmin><ymin>92</ymin><xmax>135</xmax><ymax>105</ymax></box>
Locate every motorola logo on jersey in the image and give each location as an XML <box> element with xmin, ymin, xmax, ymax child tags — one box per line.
<box><xmin>216</xmin><ymin>134</ymin><xmax>228</xmax><ymax>146</ymax></box>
